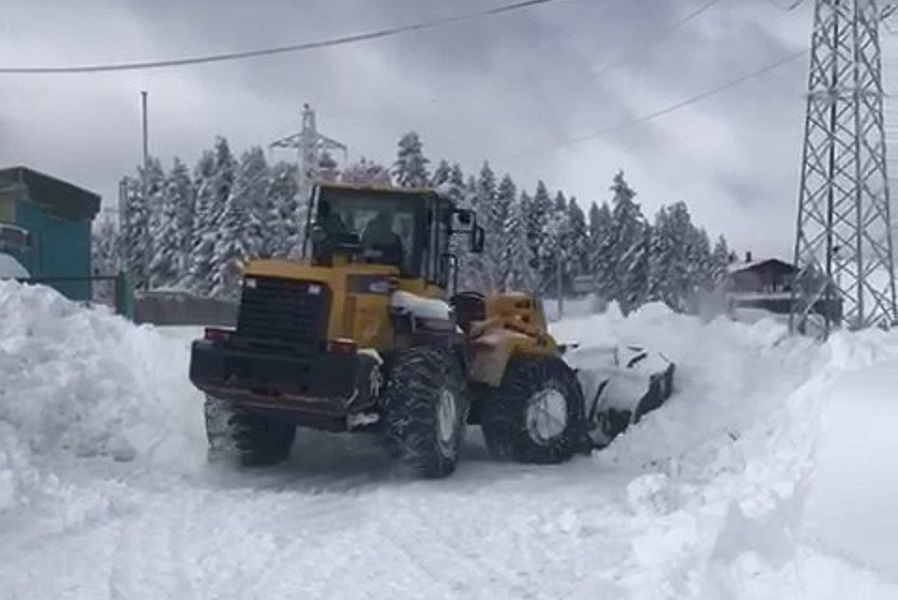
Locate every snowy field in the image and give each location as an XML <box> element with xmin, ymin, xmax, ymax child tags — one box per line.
<box><xmin>2</xmin><ymin>279</ymin><xmax>898</xmax><ymax>599</ymax></box>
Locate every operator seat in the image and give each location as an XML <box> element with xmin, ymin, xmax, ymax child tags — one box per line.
<box><xmin>362</xmin><ymin>213</ymin><xmax>404</xmax><ymax>268</ymax></box>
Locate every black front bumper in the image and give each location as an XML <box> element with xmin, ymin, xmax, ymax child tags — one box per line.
<box><xmin>189</xmin><ymin>340</ymin><xmax>373</xmax><ymax>417</ymax></box>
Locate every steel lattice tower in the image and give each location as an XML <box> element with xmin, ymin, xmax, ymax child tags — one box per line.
<box><xmin>270</xmin><ymin>103</ymin><xmax>347</xmax><ymax>256</ymax></box>
<box><xmin>270</xmin><ymin>103</ymin><xmax>347</xmax><ymax>207</ymax></box>
<box><xmin>791</xmin><ymin>0</ymin><xmax>897</xmax><ymax>337</ymax></box>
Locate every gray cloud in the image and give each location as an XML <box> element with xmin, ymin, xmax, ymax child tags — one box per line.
<box><xmin>0</xmin><ymin>0</ymin><xmax>848</xmax><ymax>260</ymax></box>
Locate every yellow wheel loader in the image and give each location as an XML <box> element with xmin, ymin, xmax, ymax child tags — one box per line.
<box><xmin>188</xmin><ymin>182</ymin><xmax>674</xmax><ymax>478</ymax></box>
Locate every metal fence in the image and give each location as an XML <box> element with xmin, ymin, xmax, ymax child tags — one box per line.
<box><xmin>14</xmin><ymin>274</ymin><xmax>239</xmax><ymax>327</ymax></box>
<box><xmin>132</xmin><ymin>290</ymin><xmax>238</xmax><ymax>327</ymax></box>
<box><xmin>16</xmin><ymin>273</ymin><xmax>133</xmax><ymax>317</ymax></box>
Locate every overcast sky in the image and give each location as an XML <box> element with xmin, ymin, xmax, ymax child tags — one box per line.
<box><xmin>3</xmin><ymin>0</ymin><xmax>898</xmax><ymax>260</ymax></box>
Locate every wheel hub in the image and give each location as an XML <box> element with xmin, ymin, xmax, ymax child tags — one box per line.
<box><xmin>526</xmin><ymin>387</ymin><xmax>568</xmax><ymax>445</ymax></box>
<box><xmin>436</xmin><ymin>388</ymin><xmax>458</xmax><ymax>449</ymax></box>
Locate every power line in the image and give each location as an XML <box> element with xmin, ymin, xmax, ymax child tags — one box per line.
<box><xmin>507</xmin><ymin>47</ymin><xmax>808</xmax><ymax>158</ymax></box>
<box><xmin>0</xmin><ymin>0</ymin><xmax>572</xmax><ymax>75</ymax></box>
<box><xmin>766</xmin><ymin>0</ymin><xmax>807</xmax><ymax>10</ymax></box>
<box><xmin>593</xmin><ymin>0</ymin><xmax>728</xmax><ymax>79</ymax></box>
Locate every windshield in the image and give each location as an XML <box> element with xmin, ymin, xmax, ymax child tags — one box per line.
<box><xmin>312</xmin><ymin>191</ymin><xmax>419</xmax><ymax>273</ymax></box>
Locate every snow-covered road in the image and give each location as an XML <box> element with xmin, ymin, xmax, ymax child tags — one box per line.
<box><xmin>2</xmin><ymin>280</ymin><xmax>897</xmax><ymax>599</ymax></box>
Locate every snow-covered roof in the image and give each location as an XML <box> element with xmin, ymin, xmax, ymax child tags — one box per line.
<box><xmin>726</xmin><ymin>258</ymin><xmax>796</xmax><ymax>275</ymax></box>
<box><xmin>0</xmin><ymin>166</ymin><xmax>100</xmax><ymax>221</ymax></box>
<box><xmin>0</xmin><ymin>252</ymin><xmax>29</xmax><ymax>279</ymax></box>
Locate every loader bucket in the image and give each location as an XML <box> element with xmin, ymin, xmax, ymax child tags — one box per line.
<box><xmin>563</xmin><ymin>344</ymin><xmax>675</xmax><ymax>449</ymax></box>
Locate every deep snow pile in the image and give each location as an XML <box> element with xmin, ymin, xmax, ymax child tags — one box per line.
<box><xmin>552</xmin><ymin>304</ymin><xmax>898</xmax><ymax>596</ymax></box>
<box><xmin>0</xmin><ymin>280</ymin><xmax>205</xmax><ymax>512</ymax></box>
<box><xmin>2</xmin><ymin>282</ymin><xmax>898</xmax><ymax>598</ymax></box>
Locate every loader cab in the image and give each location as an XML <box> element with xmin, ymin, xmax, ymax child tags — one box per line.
<box><xmin>306</xmin><ymin>183</ymin><xmax>483</xmax><ymax>291</ymax></box>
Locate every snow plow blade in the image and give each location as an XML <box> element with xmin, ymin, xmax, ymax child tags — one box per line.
<box><xmin>563</xmin><ymin>344</ymin><xmax>675</xmax><ymax>449</ymax></box>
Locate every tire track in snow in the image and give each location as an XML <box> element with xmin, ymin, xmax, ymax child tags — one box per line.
<box><xmin>176</xmin><ymin>482</ymin><xmax>379</xmax><ymax>600</ymax></box>
<box><xmin>107</xmin><ymin>492</ymin><xmax>199</xmax><ymax>600</ymax></box>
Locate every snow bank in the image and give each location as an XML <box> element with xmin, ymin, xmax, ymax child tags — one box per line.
<box><xmin>552</xmin><ymin>304</ymin><xmax>898</xmax><ymax>596</ymax></box>
<box><xmin>2</xmin><ymin>280</ymin><xmax>898</xmax><ymax>597</ymax></box>
<box><xmin>0</xmin><ymin>280</ymin><xmax>205</xmax><ymax>512</ymax></box>
<box><xmin>803</xmin><ymin>347</ymin><xmax>898</xmax><ymax>579</ymax></box>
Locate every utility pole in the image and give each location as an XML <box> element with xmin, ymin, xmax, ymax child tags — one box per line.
<box><xmin>556</xmin><ymin>250</ymin><xmax>564</xmax><ymax>320</ymax></box>
<box><xmin>790</xmin><ymin>0</ymin><xmax>897</xmax><ymax>337</ymax></box>
<box><xmin>119</xmin><ymin>91</ymin><xmax>148</xmax><ymax>235</ymax></box>
<box><xmin>140</xmin><ymin>90</ymin><xmax>151</xmax><ymax>287</ymax></box>
<box><xmin>270</xmin><ymin>104</ymin><xmax>347</xmax><ymax>256</ymax></box>
<box><xmin>141</xmin><ymin>91</ymin><xmax>149</xmax><ymax>176</ymax></box>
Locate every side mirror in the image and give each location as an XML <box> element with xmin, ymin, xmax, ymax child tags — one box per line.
<box><xmin>470</xmin><ymin>225</ymin><xmax>485</xmax><ymax>254</ymax></box>
<box><xmin>449</xmin><ymin>209</ymin><xmax>474</xmax><ymax>233</ymax></box>
<box><xmin>229</xmin><ymin>258</ymin><xmax>246</xmax><ymax>276</ymax></box>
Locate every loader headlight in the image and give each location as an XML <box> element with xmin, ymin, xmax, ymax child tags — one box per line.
<box><xmin>244</xmin><ymin>277</ymin><xmax>257</xmax><ymax>289</ymax></box>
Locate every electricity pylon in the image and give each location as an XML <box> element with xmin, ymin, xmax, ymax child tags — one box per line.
<box><xmin>269</xmin><ymin>103</ymin><xmax>347</xmax><ymax>209</ymax></box>
<box><xmin>791</xmin><ymin>0</ymin><xmax>898</xmax><ymax>337</ymax></box>
<box><xmin>269</xmin><ymin>104</ymin><xmax>347</xmax><ymax>257</ymax></box>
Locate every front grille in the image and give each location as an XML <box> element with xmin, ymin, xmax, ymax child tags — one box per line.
<box><xmin>233</xmin><ymin>277</ymin><xmax>330</xmax><ymax>354</ymax></box>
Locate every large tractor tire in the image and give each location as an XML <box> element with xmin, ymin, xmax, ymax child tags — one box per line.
<box><xmin>204</xmin><ymin>395</ymin><xmax>296</xmax><ymax>467</ymax></box>
<box><xmin>383</xmin><ymin>346</ymin><xmax>469</xmax><ymax>479</ymax></box>
<box><xmin>480</xmin><ymin>355</ymin><xmax>586</xmax><ymax>465</ymax></box>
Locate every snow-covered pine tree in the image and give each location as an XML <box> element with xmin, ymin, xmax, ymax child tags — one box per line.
<box><xmin>266</xmin><ymin>161</ymin><xmax>301</xmax><ymax>257</ymax></box>
<box><xmin>620</xmin><ymin>223</ymin><xmax>651</xmax><ymax>312</ymax></box>
<box><xmin>710</xmin><ymin>234</ymin><xmax>731</xmax><ymax>287</ymax></box>
<box><xmin>588</xmin><ymin>200</ymin><xmax>614</xmax><ymax>301</ymax></box>
<box><xmin>241</xmin><ymin>146</ymin><xmax>271</xmax><ymax>258</ymax></box>
<box><xmin>90</xmin><ymin>215</ymin><xmax>121</xmax><ymax>305</ymax></box>
<box><xmin>431</xmin><ymin>160</ymin><xmax>464</xmax><ymax>205</ymax></box>
<box><xmin>647</xmin><ymin>205</ymin><xmax>672</xmax><ymax>304</ymax></box>
<box><xmin>685</xmin><ymin>226</ymin><xmax>713</xmax><ymax>310</ymax></box>
<box><xmin>120</xmin><ymin>157</ymin><xmax>165</xmax><ymax>291</ymax></box>
<box><xmin>648</xmin><ymin>201</ymin><xmax>700</xmax><ymax>313</ymax></box>
<box><xmin>493</xmin><ymin>174</ymin><xmax>519</xmax><ymax>291</ymax></box>
<box><xmin>148</xmin><ymin>158</ymin><xmax>189</xmax><ymax>290</ymax></box>
<box><xmin>210</xmin><ymin>146</ymin><xmax>269</xmax><ymax>299</ymax></box>
<box><xmin>186</xmin><ymin>137</ymin><xmax>236</xmax><ymax>296</ymax></box>
<box><xmin>472</xmin><ymin>162</ymin><xmax>497</xmax><ymax>291</ymax></box>
<box><xmin>341</xmin><ymin>158</ymin><xmax>392</xmax><ymax>186</ymax></box>
<box><xmin>669</xmin><ymin>202</ymin><xmax>697</xmax><ymax>312</ymax></box>
<box><xmin>167</xmin><ymin>158</ymin><xmax>195</xmax><ymax>280</ymax></box>
<box><xmin>393</xmin><ymin>132</ymin><xmax>430</xmax><ymax>188</ymax></box>
<box><xmin>526</xmin><ymin>181</ymin><xmax>553</xmax><ymax>294</ymax></box>
<box><xmin>607</xmin><ymin>171</ymin><xmax>648</xmax><ymax>315</ymax></box>
<box><xmin>567</xmin><ymin>197</ymin><xmax>590</xmax><ymax>288</ymax></box>
<box><xmin>91</xmin><ymin>216</ymin><xmax>120</xmax><ymax>275</ymax></box>
<box><xmin>543</xmin><ymin>191</ymin><xmax>572</xmax><ymax>298</ymax></box>
<box><xmin>458</xmin><ymin>174</ymin><xmax>481</xmax><ymax>290</ymax></box>
<box><xmin>507</xmin><ymin>192</ymin><xmax>535</xmax><ymax>292</ymax></box>
<box><xmin>518</xmin><ymin>190</ymin><xmax>537</xmax><ymax>293</ymax></box>
<box><xmin>120</xmin><ymin>175</ymin><xmax>151</xmax><ymax>291</ymax></box>
<box><xmin>431</xmin><ymin>159</ymin><xmax>451</xmax><ymax>187</ymax></box>
<box><xmin>141</xmin><ymin>158</ymin><xmax>166</xmax><ymax>275</ymax></box>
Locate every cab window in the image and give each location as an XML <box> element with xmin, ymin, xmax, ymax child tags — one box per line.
<box><xmin>313</xmin><ymin>190</ymin><xmax>420</xmax><ymax>275</ymax></box>
<box><xmin>423</xmin><ymin>198</ymin><xmax>452</xmax><ymax>287</ymax></box>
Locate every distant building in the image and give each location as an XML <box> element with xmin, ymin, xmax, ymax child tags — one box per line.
<box><xmin>724</xmin><ymin>252</ymin><xmax>842</xmax><ymax>323</ymax></box>
<box><xmin>0</xmin><ymin>166</ymin><xmax>100</xmax><ymax>300</ymax></box>
<box><xmin>727</xmin><ymin>253</ymin><xmax>796</xmax><ymax>297</ymax></box>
